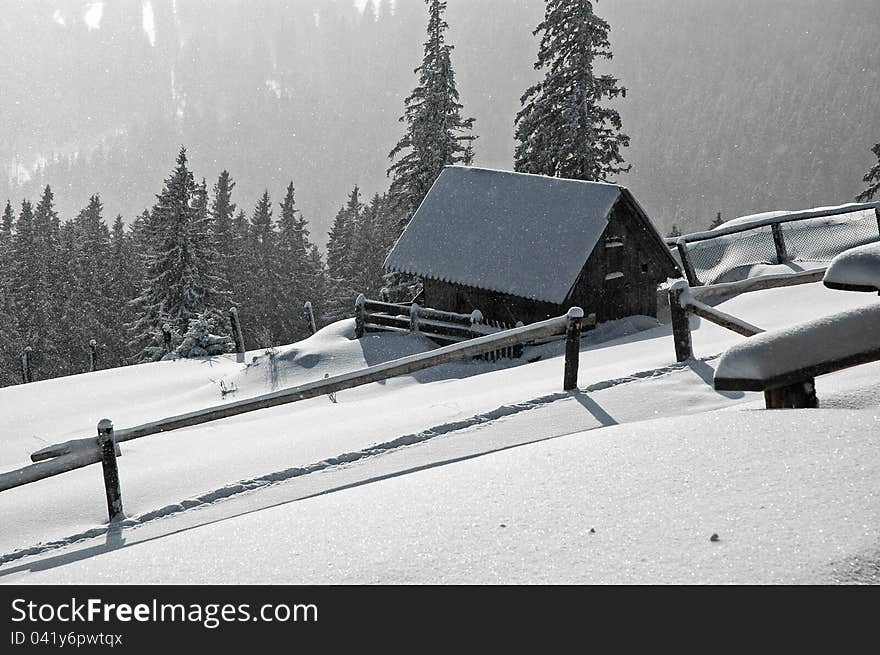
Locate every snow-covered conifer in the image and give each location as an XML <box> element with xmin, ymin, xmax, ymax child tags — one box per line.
<box><xmin>514</xmin><ymin>0</ymin><xmax>629</xmax><ymax>182</ymax></box>
<box><xmin>129</xmin><ymin>148</ymin><xmax>227</xmax><ymax>362</ymax></box>
<box><xmin>387</xmin><ymin>0</ymin><xmax>476</xmax><ymax>226</ymax></box>
<box><xmin>174</xmin><ymin>312</ymin><xmax>234</xmax><ymax>358</ymax></box>
<box><xmin>856</xmin><ymin>143</ymin><xmax>880</xmax><ymax>201</ymax></box>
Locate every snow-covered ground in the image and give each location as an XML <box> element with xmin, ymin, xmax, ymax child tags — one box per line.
<box><xmin>1</xmin><ymin>282</ymin><xmax>878</xmax><ymax>583</ymax></box>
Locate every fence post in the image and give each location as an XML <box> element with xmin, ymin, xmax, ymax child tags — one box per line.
<box><xmin>771</xmin><ymin>223</ymin><xmax>788</xmax><ymax>264</ymax></box>
<box><xmin>563</xmin><ymin>307</ymin><xmax>584</xmax><ymax>391</ymax></box>
<box><xmin>303</xmin><ymin>301</ymin><xmax>317</xmax><ymax>336</ymax></box>
<box><xmin>410</xmin><ymin>302</ymin><xmax>420</xmax><ymax>333</ymax></box>
<box><xmin>97</xmin><ymin>419</ymin><xmax>124</xmax><ymax>523</ymax></box>
<box><xmin>513</xmin><ymin>321</ymin><xmax>525</xmax><ymax>358</ymax></box>
<box><xmin>20</xmin><ymin>346</ymin><xmax>32</xmax><ymax>384</ymax></box>
<box><xmin>676</xmin><ymin>239</ymin><xmax>700</xmax><ymax>286</ymax></box>
<box><xmin>669</xmin><ymin>281</ymin><xmax>693</xmax><ymax>362</ymax></box>
<box><xmin>88</xmin><ymin>339</ymin><xmax>97</xmax><ymax>372</ymax></box>
<box><xmin>229</xmin><ymin>307</ymin><xmax>246</xmax><ymax>361</ymax></box>
<box><xmin>162</xmin><ymin>323</ymin><xmax>173</xmax><ymax>355</ymax></box>
<box><xmin>355</xmin><ymin>294</ymin><xmax>366</xmax><ymax>338</ymax></box>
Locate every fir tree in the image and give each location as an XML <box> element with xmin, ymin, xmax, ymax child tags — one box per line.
<box><xmin>241</xmin><ymin>190</ymin><xmax>282</xmax><ymax>347</ymax></box>
<box><xmin>106</xmin><ymin>214</ymin><xmax>140</xmax><ymax>366</ymax></box>
<box><xmin>60</xmin><ymin>194</ymin><xmax>112</xmax><ymax>375</ymax></box>
<box><xmin>0</xmin><ymin>200</ymin><xmax>12</xmax><ymax>244</ymax></box>
<box><xmin>324</xmin><ymin>187</ymin><xmax>364</xmax><ymax>323</ymax></box>
<box><xmin>514</xmin><ymin>0</ymin><xmax>629</xmax><ymax>182</ymax></box>
<box><xmin>129</xmin><ymin>147</ymin><xmax>227</xmax><ymax>362</ymax></box>
<box><xmin>0</xmin><ymin>201</ymin><xmax>14</xmax><ymax>304</ymax></box>
<box><xmin>175</xmin><ymin>313</ymin><xmax>234</xmax><ymax>358</ymax></box>
<box><xmin>351</xmin><ymin>193</ymin><xmax>392</xmax><ymax>297</ymax></box>
<box><xmin>29</xmin><ymin>187</ymin><xmax>65</xmax><ymax>376</ymax></box>
<box><xmin>387</xmin><ymin>0</ymin><xmax>476</xmax><ymax>225</ymax></box>
<box><xmin>210</xmin><ymin>171</ymin><xmax>238</xmax><ymax>299</ymax></box>
<box><xmin>856</xmin><ymin>142</ymin><xmax>880</xmax><ymax>201</ymax></box>
<box><xmin>277</xmin><ymin>182</ymin><xmax>321</xmax><ymax>341</ymax></box>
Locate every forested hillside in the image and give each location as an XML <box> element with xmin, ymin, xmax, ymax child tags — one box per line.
<box><xmin>3</xmin><ymin>0</ymin><xmax>878</xmax><ymax>238</ymax></box>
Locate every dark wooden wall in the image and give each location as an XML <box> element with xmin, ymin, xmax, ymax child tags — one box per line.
<box><xmin>567</xmin><ymin>202</ymin><xmax>671</xmax><ymax>323</ymax></box>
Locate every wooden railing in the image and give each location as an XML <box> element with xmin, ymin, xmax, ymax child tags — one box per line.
<box><xmin>0</xmin><ymin>307</ymin><xmax>593</xmax><ymax>522</ymax></box>
<box><xmin>355</xmin><ymin>296</ymin><xmax>527</xmax><ymax>359</ymax></box>
<box><xmin>667</xmin><ymin>202</ymin><xmax>880</xmax><ymax>286</ymax></box>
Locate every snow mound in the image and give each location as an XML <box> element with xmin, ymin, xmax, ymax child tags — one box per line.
<box><xmin>824</xmin><ymin>242</ymin><xmax>880</xmax><ymax>292</ymax></box>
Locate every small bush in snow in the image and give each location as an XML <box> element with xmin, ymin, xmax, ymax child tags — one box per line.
<box><xmin>175</xmin><ymin>313</ymin><xmax>234</xmax><ymax>358</ymax></box>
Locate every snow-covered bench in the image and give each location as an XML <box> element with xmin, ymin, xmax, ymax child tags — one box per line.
<box><xmin>713</xmin><ymin>304</ymin><xmax>880</xmax><ymax>408</ymax></box>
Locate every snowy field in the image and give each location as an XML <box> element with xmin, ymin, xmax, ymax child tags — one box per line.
<box><xmin>1</xmin><ymin>282</ymin><xmax>878</xmax><ymax>583</ymax></box>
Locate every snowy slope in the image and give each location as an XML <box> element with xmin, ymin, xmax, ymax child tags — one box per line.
<box><xmin>1</xmin><ymin>282</ymin><xmax>878</xmax><ymax>582</ymax></box>
<box><xmin>6</xmin><ymin>408</ymin><xmax>878</xmax><ymax>585</ymax></box>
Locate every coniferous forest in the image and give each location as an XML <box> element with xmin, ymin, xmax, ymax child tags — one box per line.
<box><xmin>1</xmin><ymin>0</ymin><xmax>878</xmax><ymax>387</ymax></box>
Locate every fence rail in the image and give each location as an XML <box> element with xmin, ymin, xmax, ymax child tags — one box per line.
<box><xmin>1</xmin><ymin>307</ymin><xmax>593</xmax><ymax>522</ymax></box>
<box><xmin>668</xmin><ymin>202</ymin><xmax>880</xmax><ymax>286</ymax></box>
<box><xmin>356</xmin><ymin>295</ymin><xmax>525</xmax><ymax>359</ymax></box>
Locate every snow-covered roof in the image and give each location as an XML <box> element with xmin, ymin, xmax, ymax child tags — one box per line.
<box><xmin>385</xmin><ymin>166</ymin><xmax>669</xmax><ymax>304</ymax></box>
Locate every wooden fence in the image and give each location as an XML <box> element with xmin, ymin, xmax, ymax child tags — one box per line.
<box><xmin>355</xmin><ymin>296</ymin><xmax>525</xmax><ymax>360</ymax></box>
<box><xmin>667</xmin><ymin>202</ymin><xmax>880</xmax><ymax>286</ymax></box>
<box><xmin>667</xmin><ymin>268</ymin><xmax>827</xmax><ymax>362</ymax></box>
<box><xmin>0</xmin><ymin>307</ymin><xmax>592</xmax><ymax>522</ymax></box>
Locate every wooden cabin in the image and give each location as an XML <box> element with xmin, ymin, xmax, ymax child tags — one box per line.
<box><xmin>384</xmin><ymin>166</ymin><xmax>681</xmax><ymax>325</ymax></box>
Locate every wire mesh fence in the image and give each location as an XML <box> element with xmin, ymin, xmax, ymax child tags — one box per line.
<box><xmin>674</xmin><ymin>205</ymin><xmax>880</xmax><ymax>286</ymax></box>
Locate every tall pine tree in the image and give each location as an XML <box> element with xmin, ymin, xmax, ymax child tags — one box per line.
<box><xmin>324</xmin><ymin>186</ymin><xmax>364</xmax><ymax>323</ymax></box>
<box><xmin>514</xmin><ymin>0</ymin><xmax>629</xmax><ymax>182</ymax></box>
<box><xmin>240</xmin><ymin>190</ymin><xmax>283</xmax><ymax>347</ymax></box>
<box><xmin>387</xmin><ymin>0</ymin><xmax>476</xmax><ymax>224</ymax></box>
<box><xmin>210</xmin><ymin>170</ymin><xmax>238</xmax><ymax>301</ymax></box>
<box><xmin>129</xmin><ymin>147</ymin><xmax>226</xmax><ymax>362</ymax></box>
<box><xmin>856</xmin><ymin>142</ymin><xmax>880</xmax><ymax>201</ymax></box>
<box><xmin>277</xmin><ymin>182</ymin><xmax>323</xmax><ymax>341</ymax></box>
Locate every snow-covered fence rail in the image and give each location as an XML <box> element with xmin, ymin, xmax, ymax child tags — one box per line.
<box><xmin>355</xmin><ymin>295</ymin><xmax>525</xmax><ymax>359</ymax></box>
<box><xmin>0</xmin><ymin>420</ymin><xmax>125</xmax><ymax>521</ymax></box>
<box><xmin>0</xmin><ymin>308</ymin><xmax>592</xmax><ymax>518</ymax></box>
<box><xmin>687</xmin><ymin>268</ymin><xmax>827</xmax><ymax>303</ymax></box>
<box><xmin>666</xmin><ymin>201</ymin><xmax>880</xmax><ymax>286</ymax></box>
<box><xmin>713</xmin><ymin>304</ymin><xmax>880</xmax><ymax>408</ymax></box>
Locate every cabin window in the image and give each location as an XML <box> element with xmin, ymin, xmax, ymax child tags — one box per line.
<box><xmin>605</xmin><ymin>234</ymin><xmax>625</xmax><ymax>283</ymax></box>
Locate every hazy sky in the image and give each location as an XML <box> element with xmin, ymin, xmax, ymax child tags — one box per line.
<box><xmin>3</xmin><ymin>0</ymin><xmax>878</xmax><ymax>243</ymax></box>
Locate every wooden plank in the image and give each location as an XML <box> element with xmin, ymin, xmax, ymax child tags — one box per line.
<box><xmin>363</xmin><ymin>300</ymin><xmax>412</xmax><ymax>313</ymax></box>
<box><xmin>364</xmin><ymin>323</ymin><xmax>409</xmax><ymax>334</ymax></box>
<box><xmin>363</xmin><ymin>313</ymin><xmax>410</xmax><ymax>329</ymax></box>
<box><xmin>690</xmin><ymin>268</ymin><xmax>827</xmax><ymax>301</ymax></box>
<box><xmin>1</xmin><ymin>447</ymin><xmax>104</xmax><ymax>492</ymax></box>
<box><xmin>417</xmin><ymin>331</ymin><xmax>470</xmax><ymax>344</ymax></box>
<box><xmin>686</xmin><ymin>299</ymin><xmax>764</xmax><ymax>337</ymax></box>
<box><xmin>32</xmin><ymin>436</ymin><xmax>120</xmax><ymax>462</ymax></box>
